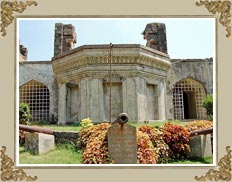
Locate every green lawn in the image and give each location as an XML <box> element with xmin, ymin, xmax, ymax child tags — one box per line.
<box><xmin>19</xmin><ymin>144</ymin><xmax>82</xmax><ymax>164</ymax></box>
<box><xmin>169</xmin><ymin>157</ymin><xmax>213</xmax><ymax>164</ymax></box>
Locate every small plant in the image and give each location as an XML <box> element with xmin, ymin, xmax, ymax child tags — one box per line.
<box><xmin>19</xmin><ymin>103</ymin><xmax>32</xmax><ymax>145</ymax></box>
<box><xmin>49</xmin><ymin>113</ymin><xmax>58</xmax><ymax>124</ymax></box>
<box><xmin>80</xmin><ymin>118</ymin><xmax>93</xmax><ymax>129</ymax></box>
<box><xmin>203</xmin><ymin>95</ymin><xmax>213</xmax><ymax>120</ymax></box>
<box><xmin>161</xmin><ymin>122</ymin><xmax>190</xmax><ymax>160</ymax></box>
<box><xmin>19</xmin><ymin>103</ymin><xmax>31</xmax><ymax>125</ymax></box>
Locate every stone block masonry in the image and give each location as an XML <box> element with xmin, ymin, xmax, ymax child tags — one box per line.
<box><xmin>189</xmin><ymin>134</ymin><xmax>212</xmax><ymax>158</ymax></box>
<box><xmin>143</xmin><ymin>23</ymin><xmax>168</xmax><ymax>54</ymax></box>
<box><xmin>25</xmin><ymin>132</ymin><xmax>55</xmax><ymax>155</ymax></box>
<box><xmin>54</xmin><ymin>23</ymin><xmax>77</xmax><ymax>57</ymax></box>
<box><xmin>53</xmin><ymin>131</ymin><xmax>79</xmax><ymax>145</ymax></box>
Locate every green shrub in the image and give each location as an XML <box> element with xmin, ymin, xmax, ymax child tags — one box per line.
<box><xmin>19</xmin><ymin>103</ymin><xmax>31</xmax><ymax>125</ymax></box>
<box><xmin>80</xmin><ymin>118</ymin><xmax>93</xmax><ymax>129</ymax></box>
<box><xmin>138</xmin><ymin>126</ymin><xmax>172</xmax><ymax>163</ymax></box>
<box><xmin>203</xmin><ymin>95</ymin><xmax>213</xmax><ymax>120</ymax></box>
<box><xmin>19</xmin><ymin>103</ymin><xmax>32</xmax><ymax>145</ymax></box>
<box><xmin>161</xmin><ymin>122</ymin><xmax>190</xmax><ymax>160</ymax></box>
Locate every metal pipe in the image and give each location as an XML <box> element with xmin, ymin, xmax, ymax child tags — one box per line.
<box><xmin>112</xmin><ymin>113</ymin><xmax>129</xmax><ymax>125</ymax></box>
<box><xmin>19</xmin><ymin>124</ymin><xmax>54</xmax><ymax>135</ymax></box>
<box><xmin>190</xmin><ymin>128</ymin><xmax>213</xmax><ymax>137</ymax></box>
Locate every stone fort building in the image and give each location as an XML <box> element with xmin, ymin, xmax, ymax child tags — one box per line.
<box><xmin>19</xmin><ymin>23</ymin><xmax>213</xmax><ymax>124</ymax></box>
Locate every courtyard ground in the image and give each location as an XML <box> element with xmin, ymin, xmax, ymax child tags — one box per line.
<box><xmin>19</xmin><ymin>143</ymin><xmax>213</xmax><ymax>164</ymax></box>
<box><xmin>19</xmin><ymin>120</ymin><xmax>213</xmax><ymax>165</ymax></box>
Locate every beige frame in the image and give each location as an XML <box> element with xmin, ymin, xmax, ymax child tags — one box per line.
<box><xmin>0</xmin><ymin>0</ymin><xmax>231</xmax><ymax>181</ymax></box>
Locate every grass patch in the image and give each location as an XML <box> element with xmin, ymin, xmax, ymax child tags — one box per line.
<box><xmin>30</xmin><ymin>121</ymin><xmax>82</xmax><ymax>132</ymax></box>
<box><xmin>169</xmin><ymin>157</ymin><xmax>213</xmax><ymax>164</ymax></box>
<box><xmin>19</xmin><ymin>144</ymin><xmax>82</xmax><ymax>164</ymax></box>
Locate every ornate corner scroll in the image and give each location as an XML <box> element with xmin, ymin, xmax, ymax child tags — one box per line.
<box><xmin>195</xmin><ymin>146</ymin><xmax>232</xmax><ymax>181</ymax></box>
<box><xmin>0</xmin><ymin>146</ymin><xmax>37</xmax><ymax>181</ymax></box>
<box><xmin>0</xmin><ymin>0</ymin><xmax>38</xmax><ymax>37</ymax></box>
<box><xmin>196</xmin><ymin>0</ymin><xmax>231</xmax><ymax>38</ymax></box>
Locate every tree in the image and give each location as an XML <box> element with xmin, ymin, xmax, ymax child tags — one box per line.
<box><xmin>19</xmin><ymin>103</ymin><xmax>32</xmax><ymax>125</ymax></box>
<box><xmin>203</xmin><ymin>95</ymin><xmax>213</xmax><ymax>120</ymax></box>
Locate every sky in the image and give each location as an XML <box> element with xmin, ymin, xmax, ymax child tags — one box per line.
<box><xmin>18</xmin><ymin>18</ymin><xmax>215</xmax><ymax>61</ymax></box>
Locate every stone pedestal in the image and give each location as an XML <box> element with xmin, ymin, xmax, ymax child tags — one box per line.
<box><xmin>25</xmin><ymin>133</ymin><xmax>55</xmax><ymax>155</ymax></box>
<box><xmin>190</xmin><ymin>134</ymin><xmax>212</xmax><ymax>158</ymax></box>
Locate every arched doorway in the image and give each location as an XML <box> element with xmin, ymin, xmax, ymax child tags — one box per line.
<box><xmin>20</xmin><ymin>80</ymin><xmax>50</xmax><ymax>122</ymax></box>
<box><xmin>173</xmin><ymin>78</ymin><xmax>206</xmax><ymax>120</ymax></box>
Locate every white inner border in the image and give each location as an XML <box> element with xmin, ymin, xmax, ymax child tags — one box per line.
<box><xmin>16</xmin><ymin>17</ymin><xmax>217</xmax><ymax>167</ymax></box>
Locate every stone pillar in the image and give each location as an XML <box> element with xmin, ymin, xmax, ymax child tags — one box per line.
<box><xmin>136</xmin><ymin>78</ymin><xmax>147</xmax><ymax>122</ymax></box>
<box><xmin>98</xmin><ymin>80</ymin><xmax>104</xmax><ymax>122</ymax></box>
<box><xmin>143</xmin><ymin>23</ymin><xmax>167</xmax><ymax>54</ymax></box>
<box><xmin>80</xmin><ymin>79</ymin><xmax>87</xmax><ymax>120</ymax></box>
<box><xmin>122</xmin><ymin>78</ymin><xmax>138</xmax><ymax>121</ymax></box>
<box><xmin>54</xmin><ymin>23</ymin><xmax>77</xmax><ymax>57</ymax></box>
<box><xmin>89</xmin><ymin>79</ymin><xmax>102</xmax><ymax>122</ymax></box>
<box><xmin>58</xmin><ymin>83</ymin><xmax>67</xmax><ymax>125</ymax></box>
<box><xmin>158</xmin><ymin>81</ymin><xmax>166</xmax><ymax>120</ymax></box>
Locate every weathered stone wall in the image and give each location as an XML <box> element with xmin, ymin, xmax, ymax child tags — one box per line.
<box><xmin>53</xmin><ymin>131</ymin><xmax>79</xmax><ymax>145</ymax></box>
<box><xmin>19</xmin><ymin>61</ymin><xmax>58</xmax><ymax>121</ymax></box>
<box><xmin>166</xmin><ymin>58</ymin><xmax>213</xmax><ymax>119</ymax></box>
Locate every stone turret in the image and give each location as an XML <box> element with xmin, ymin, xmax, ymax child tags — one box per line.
<box><xmin>142</xmin><ymin>23</ymin><xmax>168</xmax><ymax>54</ymax></box>
<box><xmin>54</xmin><ymin>23</ymin><xmax>77</xmax><ymax>57</ymax></box>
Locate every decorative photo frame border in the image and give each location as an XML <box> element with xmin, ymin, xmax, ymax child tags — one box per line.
<box><xmin>0</xmin><ymin>0</ymin><xmax>231</xmax><ymax>181</ymax></box>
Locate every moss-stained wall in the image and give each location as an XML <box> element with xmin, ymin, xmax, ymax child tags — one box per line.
<box><xmin>166</xmin><ymin>58</ymin><xmax>213</xmax><ymax>119</ymax></box>
<box><xmin>19</xmin><ymin>61</ymin><xmax>58</xmax><ymax>121</ymax></box>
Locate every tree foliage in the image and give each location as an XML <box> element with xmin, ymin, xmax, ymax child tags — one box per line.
<box><xmin>203</xmin><ymin>95</ymin><xmax>213</xmax><ymax>120</ymax></box>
